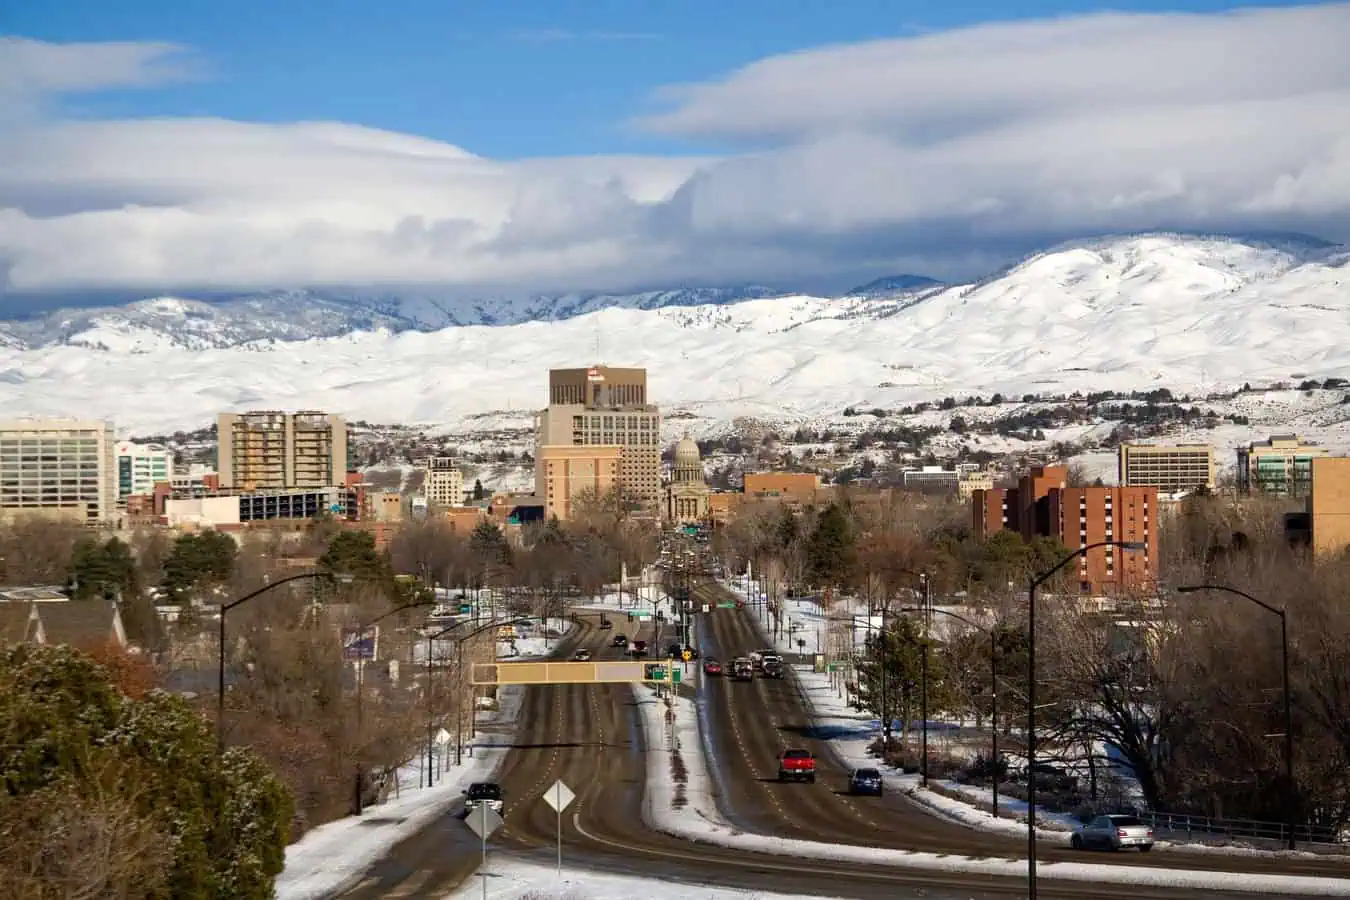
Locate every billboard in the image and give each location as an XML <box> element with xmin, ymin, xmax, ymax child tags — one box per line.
<box><xmin>342</xmin><ymin>625</ymin><xmax>380</xmax><ymax>661</ymax></box>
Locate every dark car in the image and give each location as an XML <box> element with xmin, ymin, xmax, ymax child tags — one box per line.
<box><xmin>666</xmin><ymin>642</ymin><xmax>683</xmax><ymax>658</ymax></box>
<box><xmin>464</xmin><ymin>781</ymin><xmax>504</xmax><ymax>815</ymax></box>
<box><xmin>762</xmin><ymin>658</ymin><xmax>784</xmax><ymax>679</ymax></box>
<box><xmin>849</xmin><ymin>767</ymin><xmax>883</xmax><ymax>796</ymax></box>
<box><xmin>612</xmin><ymin>634</ymin><xmax>629</xmax><ymax>648</ymax></box>
<box><xmin>630</xmin><ymin>639</ymin><xmax>648</xmax><ymax>658</ymax></box>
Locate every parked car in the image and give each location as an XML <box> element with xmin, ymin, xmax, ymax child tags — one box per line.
<box><xmin>848</xmin><ymin>767</ymin><xmax>884</xmax><ymax>796</ymax></box>
<box><xmin>1071</xmin><ymin>815</ymin><xmax>1154</xmax><ymax>852</ymax></box>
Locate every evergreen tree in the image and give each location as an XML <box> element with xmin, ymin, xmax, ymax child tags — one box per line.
<box><xmin>160</xmin><ymin>531</ymin><xmax>237</xmax><ymax>604</ymax></box>
<box><xmin>319</xmin><ymin>530</ymin><xmax>388</xmax><ymax>581</ymax></box>
<box><xmin>469</xmin><ymin>520</ymin><xmax>511</xmax><ymax>566</ymax></box>
<box><xmin>67</xmin><ymin>537</ymin><xmax>138</xmax><ymax>601</ymax></box>
<box><xmin>472</xmin><ymin>478</ymin><xmax>486</xmax><ymax>501</ymax></box>
<box><xmin>0</xmin><ymin>644</ymin><xmax>292</xmax><ymax>897</ymax></box>
<box><xmin>805</xmin><ymin>503</ymin><xmax>855</xmax><ymax>588</ymax></box>
<box><xmin>850</xmin><ymin>616</ymin><xmax>947</xmax><ymax>742</ymax></box>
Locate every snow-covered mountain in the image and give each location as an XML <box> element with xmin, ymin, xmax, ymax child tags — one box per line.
<box><xmin>2</xmin><ymin>232</ymin><xmax>1348</xmax><ymax>436</ymax></box>
<box><xmin>0</xmin><ymin>285</ymin><xmax>787</xmax><ymax>352</ymax></box>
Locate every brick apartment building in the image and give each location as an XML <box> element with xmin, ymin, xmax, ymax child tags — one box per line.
<box><xmin>972</xmin><ymin>464</ymin><xmax>1158</xmax><ymax>595</ymax></box>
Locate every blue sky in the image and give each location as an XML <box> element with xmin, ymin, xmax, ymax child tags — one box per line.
<box><xmin>5</xmin><ymin>0</ymin><xmax>1323</xmax><ymax>158</ymax></box>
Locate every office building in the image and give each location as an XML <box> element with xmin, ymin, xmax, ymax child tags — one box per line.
<box><xmin>0</xmin><ymin>420</ymin><xmax>117</xmax><ymax>523</ymax></box>
<box><xmin>115</xmin><ymin>441</ymin><xmax>173</xmax><ymax>501</ymax></box>
<box><xmin>1302</xmin><ymin>457</ymin><xmax>1350</xmax><ymax>559</ymax></box>
<box><xmin>1237</xmin><ymin>435</ymin><xmax>1328</xmax><ymax>497</ymax></box>
<box><xmin>1118</xmin><ymin>443</ymin><xmax>1216</xmax><ymax>494</ymax></box>
<box><xmin>972</xmin><ymin>464</ymin><xmax>1157</xmax><ymax>595</ymax></box>
<box><xmin>902</xmin><ymin>466</ymin><xmax>959</xmax><ymax>494</ymax></box>
<box><xmin>537</xmin><ymin>445</ymin><xmax>621</xmax><ymax>521</ymax></box>
<box><xmin>535</xmin><ymin>366</ymin><xmax>661</xmax><ymax>512</ymax></box>
<box><xmin>665</xmin><ymin>437</ymin><xmax>710</xmax><ymax>524</ymax></box>
<box><xmin>216</xmin><ymin>411</ymin><xmax>347</xmax><ymax>490</ymax></box>
<box><xmin>422</xmin><ymin>457</ymin><xmax>464</xmax><ymax>508</ymax></box>
<box><xmin>957</xmin><ymin>469</ymin><xmax>994</xmax><ymax>500</ymax></box>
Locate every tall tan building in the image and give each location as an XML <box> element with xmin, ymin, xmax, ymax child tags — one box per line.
<box><xmin>535</xmin><ymin>366</ymin><xmax>661</xmax><ymax>512</ymax></box>
<box><xmin>1306</xmin><ymin>457</ymin><xmax>1350</xmax><ymax>559</ymax></box>
<box><xmin>0</xmin><ymin>419</ymin><xmax>117</xmax><ymax>523</ymax></box>
<box><xmin>1118</xmin><ymin>443</ymin><xmax>1216</xmax><ymax>494</ymax></box>
<box><xmin>537</xmin><ymin>445</ymin><xmax>621</xmax><ymax>521</ymax></box>
<box><xmin>216</xmin><ymin>411</ymin><xmax>347</xmax><ymax>490</ymax></box>
<box><xmin>422</xmin><ymin>457</ymin><xmax>464</xmax><ymax>508</ymax></box>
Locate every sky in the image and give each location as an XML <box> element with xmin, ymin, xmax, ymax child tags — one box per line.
<box><xmin>2</xmin><ymin>0</ymin><xmax>1350</xmax><ymax>302</ymax></box>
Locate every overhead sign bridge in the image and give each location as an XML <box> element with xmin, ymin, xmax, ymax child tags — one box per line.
<box><xmin>472</xmin><ymin>660</ymin><xmax>682</xmax><ymax>685</ymax></box>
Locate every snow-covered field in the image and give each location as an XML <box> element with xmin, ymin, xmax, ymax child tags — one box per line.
<box><xmin>5</xmin><ymin>235</ymin><xmax>1350</xmax><ymax>438</ymax></box>
<box><xmin>276</xmin><ymin>619</ymin><xmax>573</xmax><ymax>900</ymax></box>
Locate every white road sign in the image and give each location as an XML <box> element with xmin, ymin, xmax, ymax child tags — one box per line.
<box><xmin>465</xmin><ymin>803</ymin><xmax>503</xmax><ymax>841</ymax></box>
<box><xmin>543</xmin><ymin>779</ymin><xmax>575</xmax><ymax>813</ymax></box>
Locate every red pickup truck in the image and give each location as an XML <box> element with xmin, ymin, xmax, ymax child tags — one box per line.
<box><xmin>777</xmin><ymin>749</ymin><xmax>816</xmax><ymax>783</ymax></box>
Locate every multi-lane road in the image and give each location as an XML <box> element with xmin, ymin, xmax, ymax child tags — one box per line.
<box><xmin>335</xmin><ymin>583</ymin><xmax>1350</xmax><ymax>899</ymax></box>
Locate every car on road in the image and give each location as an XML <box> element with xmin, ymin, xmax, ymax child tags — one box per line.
<box><xmin>464</xmin><ymin>782</ymin><xmax>504</xmax><ymax>816</ymax></box>
<box><xmin>1071</xmin><ymin>815</ymin><xmax>1154</xmax><ymax>852</ymax></box>
<box><xmin>573</xmin><ymin>649</ymin><xmax>592</xmax><ymax>661</ymax></box>
<box><xmin>731</xmin><ymin>657</ymin><xmax>754</xmax><ymax>680</ymax></box>
<box><xmin>777</xmin><ymin>749</ymin><xmax>817</xmax><ymax>783</ymax></box>
<box><xmin>848</xmin><ymin>767</ymin><xmax>883</xmax><ymax>796</ymax></box>
<box><xmin>703</xmin><ymin>658</ymin><xmax>723</xmax><ymax>676</ymax></box>
<box><xmin>630</xmin><ymin>640</ymin><xmax>648</xmax><ymax>658</ymax></box>
<box><xmin>612</xmin><ymin>634</ymin><xmax>628</xmax><ymax>648</ymax></box>
<box><xmin>762</xmin><ymin>658</ymin><xmax>784</xmax><ymax>679</ymax></box>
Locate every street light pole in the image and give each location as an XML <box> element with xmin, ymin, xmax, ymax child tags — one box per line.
<box><xmin>1026</xmin><ymin>540</ymin><xmax>1144</xmax><ymax>900</ymax></box>
<box><xmin>218</xmin><ymin>571</ymin><xmax>342</xmax><ymax>753</ymax></box>
<box><xmin>1177</xmin><ymin>583</ymin><xmax>1296</xmax><ymax>850</ymax></box>
<box><xmin>920</xmin><ymin>573</ymin><xmax>930</xmax><ymax>788</ymax></box>
<box><xmin>352</xmin><ymin>599</ymin><xmax>437</xmax><ymax>815</ymax></box>
<box><xmin>897</xmin><ymin>606</ymin><xmax>1000</xmax><ymax>815</ymax></box>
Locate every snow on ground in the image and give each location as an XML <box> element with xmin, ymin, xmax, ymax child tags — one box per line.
<box><xmin>641</xmin><ymin>667</ymin><xmax>1350</xmax><ymax>895</ymax></box>
<box><xmin>440</xmin><ymin>857</ymin><xmax>856</xmax><ymax>899</ymax></box>
<box><xmin>276</xmin><ymin>620</ymin><xmax>573</xmax><ymax>900</ymax></box>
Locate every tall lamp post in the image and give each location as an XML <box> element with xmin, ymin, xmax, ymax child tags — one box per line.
<box><xmin>1025</xmin><ymin>540</ymin><xmax>1144</xmax><ymax>900</ymax></box>
<box><xmin>1177</xmin><ymin>583</ymin><xmax>1296</xmax><ymax>850</ymax></box>
<box><xmin>885</xmin><ymin>567</ymin><xmax>931</xmax><ymax>783</ymax></box>
<box><xmin>217</xmin><ymin>570</ymin><xmax>351</xmax><ymax>752</ymax></box>
<box><xmin>897</xmin><ymin>606</ymin><xmax>1002</xmax><ymax>816</ymax></box>
<box><xmin>351</xmin><ymin>598</ymin><xmax>438</xmax><ymax>815</ymax></box>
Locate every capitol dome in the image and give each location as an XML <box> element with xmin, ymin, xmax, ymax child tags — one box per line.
<box><xmin>674</xmin><ymin>436</ymin><xmax>701</xmax><ymax>463</ymax></box>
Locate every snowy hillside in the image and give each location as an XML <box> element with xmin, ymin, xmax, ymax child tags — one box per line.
<box><xmin>2</xmin><ymin>233</ymin><xmax>1348</xmax><ymax>436</ymax></box>
<box><xmin>0</xmin><ymin>286</ymin><xmax>787</xmax><ymax>352</ymax></box>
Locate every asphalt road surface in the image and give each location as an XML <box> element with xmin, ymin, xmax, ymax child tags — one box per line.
<box><xmin>331</xmin><ymin>606</ymin><xmax>1317</xmax><ymax>899</ymax></box>
<box><xmin>693</xmin><ymin>579</ymin><xmax>1350</xmax><ymax>880</ymax></box>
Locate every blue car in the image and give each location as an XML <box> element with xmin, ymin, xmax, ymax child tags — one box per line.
<box><xmin>849</xmin><ymin>767</ymin><xmax>884</xmax><ymax>796</ymax></box>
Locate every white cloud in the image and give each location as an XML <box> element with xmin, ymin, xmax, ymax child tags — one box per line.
<box><xmin>2</xmin><ymin>5</ymin><xmax>1350</xmax><ymax>296</ymax></box>
<box><xmin>0</xmin><ymin>35</ymin><xmax>196</xmax><ymax>117</ymax></box>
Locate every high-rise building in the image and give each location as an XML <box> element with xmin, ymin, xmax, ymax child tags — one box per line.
<box><xmin>216</xmin><ymin>411</ymin><xmax>347</xmax><ymax>490</ymax></box>
<box><xmin>1118</xmin><ymin>443</ymin><xmax>1215</xmax><ymax>494</ymax></box>
<box><xmin>972</xmin><ymin>464</ymin><xmax>1157</xmax><ymax>595</ymax></box>
<box><xmin>535</xmin><ymin>366</ymin><xmax>661</xmax><ymax>512</ymax></box>
<box><xmin>0</xmin><ymin>419</ymin><xmax>117</xmax><ymax>523</ymax></box>
<box><xmin>1237</xmin><ymin>434</ymin><xmax>1328</xmax><ymax>497</ymax></box>
<box><xmin>422</xmin><ymin>457</ymin><xmax>464</xmax><ymax>508</ymax></box>
<box><xmin>1304</xmin><ymin>457</ymin><xmax>1350</xmax><ymax>558</ymax></box>
<box><xmin>115</xmin><ymin>441</ymin><xmax>173</xmax><ymax>501</ymax></box>
<box><xmin>537</xmin><ymin>445</ymin><xmax>622</xmax><ymax>521</ymax></box>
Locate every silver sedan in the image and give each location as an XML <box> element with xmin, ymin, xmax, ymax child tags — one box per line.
<box><xmin>1071</xmin><ymin>814</ymin><xmax>1155</xmax><ymax>852</ymax></box>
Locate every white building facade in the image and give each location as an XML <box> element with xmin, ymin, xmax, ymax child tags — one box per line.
<box><xmin>115</xmin><ymin>441</ymin><xmax>173</xmax><ymax>501</ymax></box>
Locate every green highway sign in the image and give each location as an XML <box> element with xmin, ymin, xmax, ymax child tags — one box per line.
<box><xmin>458</xmin><ymin>604</ymin><xmax>472</xmax><ymax>615</ymax></box>
<box><xmin>672</xmin><ymin>668</ymin><xmax>682</xmax><ymax>684</ymax></box>
<box><xmin>717</xmin><ymin>602</ymin><xmax>736</xmax><ymax>609</ymax></box>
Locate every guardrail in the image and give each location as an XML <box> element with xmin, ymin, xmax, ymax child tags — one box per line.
<box><xmin>1138</xmin><ymin>810</ymin><xmax>1345</xmax><ymax>845</ymax></box>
